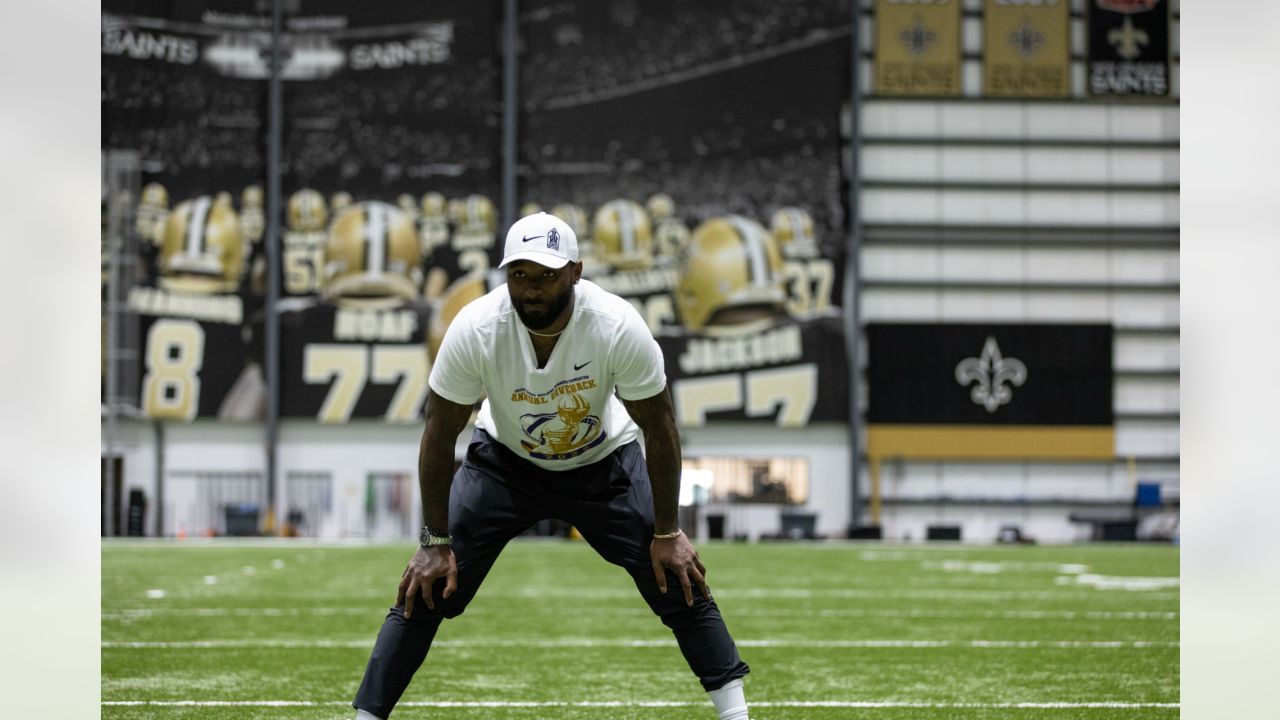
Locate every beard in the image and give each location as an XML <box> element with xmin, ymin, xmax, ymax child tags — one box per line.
<box><xmin>514</xmin><ymin>286</ymin><xmax>574</xmax><ymax>331</ymax></box>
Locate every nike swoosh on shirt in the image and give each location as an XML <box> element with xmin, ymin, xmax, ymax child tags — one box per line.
<box><xmin>522</xmin><ymin>235</ymin><xmax>544</xmax><ymax>243</ymax></box>
<box><xmin>574</xmin><ymin>361</ymin><xmax>591</xmax><ymax>370</ymax></box>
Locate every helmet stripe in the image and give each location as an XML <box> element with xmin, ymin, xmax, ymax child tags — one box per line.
<box><xmin>728</xmin><ymin>215</ymin><xmax>768</xmax><ymax>286</ymax></box>
<box><xmin>618</xmin><ymin>202</ymin><xmax>636</xmax><ymax>255</ymax></box>
<box><xmin>365</xmin><ymin>203</ymin><xmax>387</xmax><ymax>273</ymax></box>
<box><xmin>186</xmin><ymin>196</ymin><xmax>212</xmax><ymax>257</ymax></box>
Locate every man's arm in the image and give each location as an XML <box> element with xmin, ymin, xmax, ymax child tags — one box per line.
<box><xmin>623</xmin><ymin>388</ymin><xmax>711</xmax><ymax>606</ymax></box>
<box><xmin>399</xmin><ymin>389</ymin><xmax>473</xmax><ymax>618</ymax></box>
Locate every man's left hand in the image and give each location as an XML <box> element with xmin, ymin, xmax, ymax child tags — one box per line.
<box><xmin>649</xmin><ymin>532</ymin><xmax>710</xmax><ymax>606</ymax></box>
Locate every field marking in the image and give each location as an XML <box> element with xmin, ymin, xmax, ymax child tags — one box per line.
<box><xmin>496</xmin><ymin>588</ymin><xmax>1178</xmax><ymax>601</ymax></box>
<box><xmin>101</xmin><ymin>700</ymin><xmax>1181</xmax><ymax>709</ymax></box>
<box><xmin>102</xmin><ymin>639</ymin><xmax>1178</xmax><ymax>650</ymax></box>
<box><xmin>102</xmin><ymin>607</ymin><xmax>1178</xmax><ymax>621</ymax></box>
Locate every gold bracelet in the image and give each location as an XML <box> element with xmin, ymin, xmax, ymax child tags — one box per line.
<box><xmin>653</xmin><ymin>529</ymin><xmax>683</xmax><ymax>540</ymax></box>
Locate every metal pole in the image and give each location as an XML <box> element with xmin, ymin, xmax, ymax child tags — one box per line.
<box><xmin>501</xmin><ymin>0</ymin><xmax>518</xmax><ymax>230</ymax></box>
<box><xmin>264</xmin><ymin>0</ymin><xmax>285</xmax><ymax>534</ymax></box>
<box><xmin>844</xmin><ymin>0</ymin><xmax>865</xmax><ymax>533</ymax></box>
<box><xmin>154</xmin><ymin>421</ymin><xmax>165</xmax><ymax>537</ymax></box>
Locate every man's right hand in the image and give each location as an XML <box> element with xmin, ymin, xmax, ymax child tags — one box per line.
<box><xmin>397</xmin><ymin>545</ymin><xmax>457</xmax><ymax>618</ymax></box>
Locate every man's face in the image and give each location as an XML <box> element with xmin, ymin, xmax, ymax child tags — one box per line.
<box><xmin>505</xmin><ymin>260</ymin><xmax>582</xmax><ymax>331</ymax></box>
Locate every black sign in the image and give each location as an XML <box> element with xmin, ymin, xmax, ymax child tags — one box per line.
<box><xmin>866</xmin><ymin>323</ymin><xmax>1113</xmax><ymax>426</ymax></box>
<box><xmin>1087</xmin><ymin>0</ymin><xmax>1170</xmax><ymax>97</ymax></box>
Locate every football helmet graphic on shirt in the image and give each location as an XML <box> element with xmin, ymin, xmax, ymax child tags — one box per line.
<box><xmin>287</xmin><ymin>188</ymin><xmax>328</xmax><ymax>232</ymax></box>
<box><xmin>158</xmin><ymin>193</ymin><xmax>246</xmax><ymax>294</ymax></box>
<box><xmin>675</xmin><ymin>215</ymin><xmax>786</xmax><ymax>333</ymax></box>
<box><xmin>770</xmin><ymin>206</ymin><xmax>819</xmax><ymax>259</ymax></box>
<box><xmin>593</xmin><ymin>199</ymin><xmax>653</xmax><ymax>270</ymax></box>
<box><xmin>322</xmin><ymin>201</ymin><xmax>422</xmax><ymax>303</ymax></box>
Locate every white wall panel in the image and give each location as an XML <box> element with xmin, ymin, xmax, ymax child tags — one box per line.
<box><xmin>1115</xmin><ymin>378</ymin><xmax>1180</xmax><ymax>413</ymax></box>
<box><xmin>864</xmin><ymin>188</ymin><xmax>1178</xmax><ymax>225</ymax></box>
<box><xmin>1114</xmin><ymin>334</ymin><xmax>1180</xmax><ymax>370</ymax></box>
<box><xmin>1115</xmin><ymin>420</ymin><xmax>1180</xmax><ymax>457</ymax></box>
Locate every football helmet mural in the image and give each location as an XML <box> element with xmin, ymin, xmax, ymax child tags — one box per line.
<box><xmin>450</xmin><ymin>193</ymin><xmax>497</xmax><ymax>232</ymax></box>
<box><xmin>419</xmin><ymin>191</ymin><xmax>446</xmax><ymax>219</ymax></box>
<box><xmin>396</xmin><ymin>193</ymin><xmax>420</xmax><ymax>222</ymax></box>
<box><xmin>676</xmin><ymin>215</ymin><xmax>786</xmax><ymax>333</ymax></box>
<box><xmin>519</xmin><ymin>201</ymin><xmax>543</xmax><ymax>218</ymax></box>
<box><xmin>330</xmin><ymin>191</ymin><xmax>354</xmax><ymax>214</ymax></box>
<box><xmin>426</xmin><ymin>275</ymin><xmax>488</xmax><ymax>362</ymax></box>
<box><xmin>592</xmin><ymin>199</ymin><xmax>653</xmax><ymax>270</ymax></box>
<box><xmin>158</xmin><ymin>193</ymin><xmax>246</xmax><ymax>293</ymax></box>
<box><xmin>550</xmin><ymin>203</ymin><xmax>590</xmax><ymax>240</ymax></box>
<box><xmin>136</xmin><ymin>181</ymin><xmax>170</xmax><ymax>245</ymax></box>
<box><xmin>239</xmin><ymin>184</ymin><xmax>265</xmax><ymax>244</ymax></box>
<box><xmin>770</xmin><ymin>206</ymin><xmax>819</xmax><ymax>258</ymax></box>
<box><xmin>322</xmin><ymin>201</ymin><xmax>422</xmax><ymax>302</ymax></box>
<box><xmin>287</xmin><ymin>188</ymin><xmax>328</xmax><ymax>232</ymax></box>
<box><xmin>645</xmin><ymin>192</ymin><xmax>675</xmax><ymax>224</ymax></box>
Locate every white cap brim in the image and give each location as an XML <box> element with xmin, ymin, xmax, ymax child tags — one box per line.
<box><xmin>498</xmin><ymin>250</ymin><xmax>572</xmax><ymax>269</ymax></box>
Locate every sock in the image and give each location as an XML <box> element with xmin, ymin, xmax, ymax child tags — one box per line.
<box><xmin>708</xmin><ymin>678</ymin><xmax>749</xmax><ymax>720</ymax></box>
<box><xmin>354</xmin><ymin>709</ymin><xmax>384</xmax><ymax>720</ymax></box>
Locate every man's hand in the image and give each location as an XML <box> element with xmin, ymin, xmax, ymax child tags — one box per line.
<box><xmin>397</xmin><ymin>545</ymin><xmax>457</xmax><ymax>618</ymax></box>
<box><xmin>649</xmin><ymin>532</ymin><xmax>710</xmax><ymax>606</ymax></box>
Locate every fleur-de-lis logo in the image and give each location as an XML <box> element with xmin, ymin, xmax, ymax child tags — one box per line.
<box><xmin>1009</xmin><ymin>18</ymin><xmax>1045</xmax><ymax>60</ymax></box>
<box><xmin>1108</xmin><ymin>15</ymin><xmax>1149</xmax><ymax>60</ymax></box>
<box><xmin>955</xmin><ymin>337</ymin><xmax>1027</xmax><ymax>413</ymax></box>
<box><xmin>899</xmin><ymin>15</ymin><xmax>937</xmax><ymax>57</ymax></box>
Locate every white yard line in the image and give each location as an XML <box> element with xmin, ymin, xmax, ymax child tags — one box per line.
<box><xmin>100</xmin><ymin>700</ymin><xmax>1180</xmax><ymax>709</ymax></box>
<box><xmin>101</xmin><ymin>639</ymin><xmax>1178</xmax><ymax>649</ymax></box>
<box><xmin>102</xmin><ymin>607</ymin><xmax>1178</xmax><ymax>620</ymax></box>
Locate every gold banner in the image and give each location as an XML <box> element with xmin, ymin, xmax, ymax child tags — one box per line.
<box><xmin>984</xmin><ymin>0</ymin><xmax>1071</xmax><ymax>97</ymax></box>
<box><xmin>867</xmin><ymin>425</ymin><xmax>1116</xmax><ymax>460</ymax></box>
<box><xmin>875</xmin><ymin>0</ymin><xmax>963</xmax><ymax>96</ymax></box>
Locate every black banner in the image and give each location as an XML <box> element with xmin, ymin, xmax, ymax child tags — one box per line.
<box><xmin>1087</xmin><ymin>0</ymin><xmax>1170</xmax><ymax>97</ymax></box>
<box><xmin>867</xmin><ymin>323</ymin><xmax>1113</xmax><ymax>426</ymax></box>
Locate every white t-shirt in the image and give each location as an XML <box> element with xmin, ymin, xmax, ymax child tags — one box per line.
<box><xmin>428</xmin><ymin>279</ymin><xmax>667</xmax><ymax>470</ymax></box>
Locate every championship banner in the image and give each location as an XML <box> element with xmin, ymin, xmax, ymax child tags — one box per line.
<box><xmin>874</xmin><ymin>0</ymin><xmax>962</xmax><ymax>96</ymax></box>
<box><xmin>983</xmin><ymin>0</ymin><xmax>1070</xmax><ymax>98</ymax></box>
<box><xmin>866</xmin><ymin>323</ymin><xmax>1114</xmax><ymax>459</ymax></box>
<box><xmin>1087</xmin><ymin>0</ymin><xmax>1170</xmax><ymax>97</ymax></box>
<box><xmin>517</xmin><ymin>0</ymin><xmax>852</xmax><ymax>427</ymax></box>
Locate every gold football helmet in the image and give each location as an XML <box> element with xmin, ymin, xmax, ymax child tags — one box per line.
<box><xmin>330</xmin><ymin>191</ymin><xmax>353</xmax><ymax>214</ymax></box>
<box><xmin>158</xmin><ymin>193</ymin><xmax>246</xmax><ymax>293</ymax></box>
<box><xmin>520</xmin><ymin>201</ymin><xmax>543</xmax><ymax>217</ymax></box>
<box><xmin>426</xmin><ymin>275</ymin><xmax>487</xmax><ymax>362</ymax></box>
<box><xmin>420</xmin><ymin>191</ymin><xmax>446</xmax><ymax>219</ymax></box>
<box><xmin>645</xmin><ymin>193</ymin><xmax>675</xmax><ymax>224</ymax></box>
<box><xmin>770</xmin><ymin>206</ymin><xmax>819</xmax><ymax>258</ymax></box>
<box><xmin>676</xmin><ymin>215</ymin><xmax>786</xmax><ymax>333</ymax></box>
<box><xmin>396</xmin><ymin>193</ymin><xmax>419</xmax><ymax>221</ymax></box>
<box><xmin>593</xmin><ymin>199</ymin><xmax>653</xmax><ymax>270</ymax></box>
<box><xmin>550</xmin><ymin>203</ymin><xmax>589</xmax><ymax>239</ymax></box>
<box><xmin>287</xmin><ymin>188</ymin><xmax>328</xmax><ymax>232</ymax></box>
<box><xmin>450</xmin><ymin>194</ymin><xmax>497</xmax><ymax>232</ymax></box>
<box><xmin>239</xmin><ymin>184</ymin><xmax>265</xmax><ymax>243</ymax></box>
<box><xmin>653</xmin><ymin>217</ymin><xmax>690</xmax><ymax>262</ymax></box>
<box><xmin>136</xmin><ymin>182</ymin><xmax>170</xmax><ymax>245</ymax></box>
<box><xmin>322</xmin><ymin>201</ymin><xmax>422</xmax><ymax>302</ymax></box>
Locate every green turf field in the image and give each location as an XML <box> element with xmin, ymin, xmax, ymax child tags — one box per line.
<box><xmin>102</xmin><ymin>540</ymin><xmax>1179</xmax><ymax>719</ymax></box>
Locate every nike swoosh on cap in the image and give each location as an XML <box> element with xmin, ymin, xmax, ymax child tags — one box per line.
<box><xmin>522</xmin><ymin>235</ymin><xmax>545</xmax><ymax>243</ymax></box>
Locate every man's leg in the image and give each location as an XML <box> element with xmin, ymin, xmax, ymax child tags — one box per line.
<box><xmin>353</xmin><ymin>432</ymin><xmax>539</xmax><ymax>719</ymax></box>
<box><xmin>561</xmin><ymin>442</ymin><xmax>750</xmax><ymax>694</ymax></box>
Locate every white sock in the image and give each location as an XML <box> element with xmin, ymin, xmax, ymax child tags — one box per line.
<box><xmin>354</xmin><ymin>710</ymin><xmax>384</xmax><ymax>720</ymax></box>
<box><xmin>708</xmin><ymin>678</ymin><xmax>749</xmax><ymax>720</ymax></box>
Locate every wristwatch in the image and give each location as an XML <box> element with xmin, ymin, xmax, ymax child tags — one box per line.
<box><xmin>419</xmin><ymin>525</ymin><xmax>452</xmax><ymax>548</ymax></box>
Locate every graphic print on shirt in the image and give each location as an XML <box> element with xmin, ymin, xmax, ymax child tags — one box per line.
<box><xmin>514</xmin><ymin>375</ymin><xmax>606</xmax><ymax>460</ymax></box>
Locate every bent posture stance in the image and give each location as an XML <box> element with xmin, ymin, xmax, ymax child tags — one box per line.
<box><xmin>353</xmin><ymin>212</ymin><xmax>751</xmax><ymax>720</ymax></box>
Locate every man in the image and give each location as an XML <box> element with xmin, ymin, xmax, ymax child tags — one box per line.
<box><xmin>352</xmin><ymin>212</ymin><xmax>752</xmax><ymax>720</ymax></box>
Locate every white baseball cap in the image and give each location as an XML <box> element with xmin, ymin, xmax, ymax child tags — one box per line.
<box><xmin>499</xmin><ymin>212</ymin><xmax>579</xmax><ymax>269</ymax></box>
